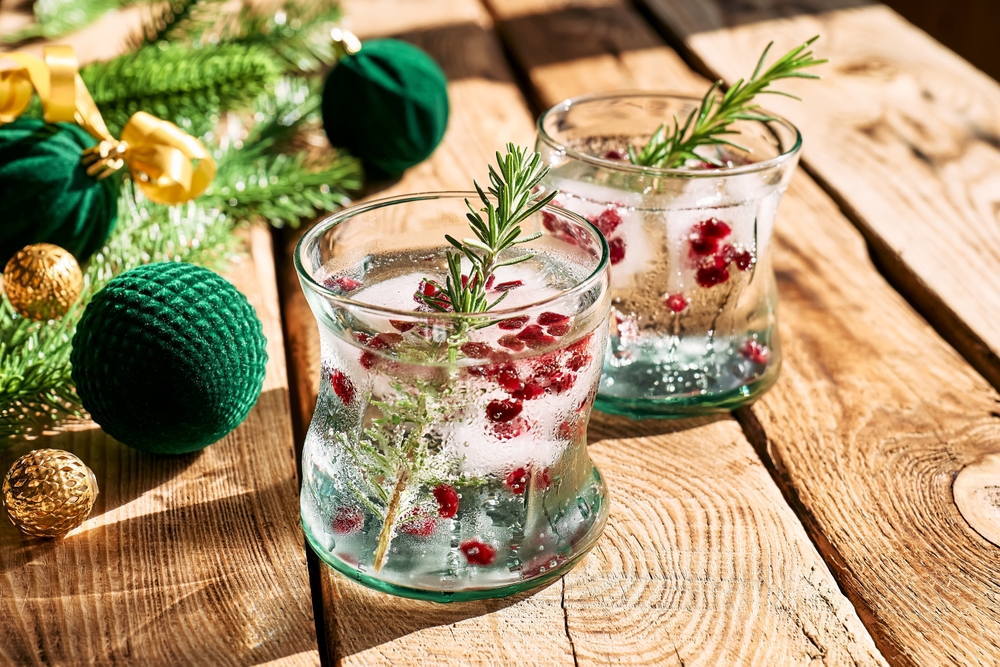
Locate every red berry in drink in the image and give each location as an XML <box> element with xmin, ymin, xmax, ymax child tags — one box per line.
<box><xmin>461</xmin><ymin>342</ymin><xmax>493</xmax><ymax>358</ymax></box>
<box><xmin>332</xmin><ymin>506</ymin><xmax>363</xmax><ymax>534</ymax></box>
<box><xmin>495</xmin><ymin>365</ymin><xmax>523</xmax><ymax>393</ymax></box>
<box><xmin>665</xmin><ymin>293</ymin><xmax>689</xmax><ymax>313</ymax></box>
<box><xmin>565</xmin><ymin>334</ymin><xmax>593</xmax><ymax>371</ymax></box>
<box><xmin>390</xmin><ymin>320</ymin><xmax>415</xmax><ymax>332</ymax></box>
<box><xmin>547</xmin><ymin>372</ymin><xmax>576</xmax><ymax>394</ymax></box>
<box><xmin>689</xmin><ymin>235</ymin><xmax>719</xmax><ymax>256</ymax></box>
<box><xmin>547</xmin><ymin>322</ymin><xmax>570</xmax><ymax>337</ymax></box>
<box><xmin>696</xmin><ymin>265</ymin><xmax>730</xmax><ymax>288</ymax></box>
<box><xmin>373</xmin><ymin>332</ymin><xmax>403</xmax><ymax>348</ymax></box>
<box><xmin>608</xmin><ymin>237</ymin><xmax>626</xmax><ymax>265</ymax></box>
<box><xmin>739</xmin><ymin>340</ymin><xmax>770</xmax><ymax>364</ymax></box>
<box><xmin>460</xmin><ymin>539</ymin><xmax>497</xmax><ymax>566</ymax></box>
<box><xmin>505</xmin><ymin>467</ymin><xmax>530</xmax><ymax>494</ymax></box>
<box><xmin>324</xmin><ymin>275</ymin><xmax>362</xmax><ymax>292</ymax></box>
<box><xmin>359</xmin><ymin>351</ymin><xmax>376</xmax><ymax>370</ymax></box>
<box><xmin>497</xmin><ymin>335</ymin><xmax>526</xmax><ymax>352</ymax></box>
<box><xmin>433</xmin><ymin>484</ymin><xmax>460</xmax><ymax>518</ymax></box>
<box><xmin>537</xmin><ymin>312</ymin><xmax>570</xmax><ymax>325</ymax></box>
<box><xmin>717</xmin><ymin>243</ymin><xmax>736</xmax><ymax>265</ymax></box>
<box><xmin>486</xmin><ymin>399</ymin><xmax>523</xmax><ymax>423</ymax></box>
<box><xmin>498</xmin><ymin>316</ymin><xmax>530</xmax><ymax>330</ymax></box>
<box><xmin>735</xmin><ymin>250</ymin><xmax>753</xmax><ymax>271</ymax></box>
<box><xmin>330</xmin><ymin>369</ymin><xmax>355</xmax><ymax>403</ymax></box>
<box><xmin>696</xmin><ymin>218</ymin><xmax>731</xmax><ymax>239</ymax></box>
<box><xmin>400</xmin><ymin>510</ymin><xmax>437</xmax><ymax>537</ymax></box>
<box><xmin>512</xmin><ymin>381</ymin><xmax>546</xmax><ymax>401</ymax></box>
<box><xmin>595</xmin><ymin>208</ymin><xmax>622</xmax><ymax>236</ymax></box>
<box><xmin>518</xmin><ymin>325</ymin><xmax>557</xmax><ymax>349</ymax></box>
<box><xmin>493</xmin><ymin>280</ymin><xmax>523</xmax><ymax>292</ymax></box>
<box><xmin>604</xmin><ymin>149</ymin><xmax>625</xmax><ymax>160</ymax></box>
<box><xmin>491</xmin><ymin>417</ymin><xmax>531</xmax><ymax>440</ymax></box>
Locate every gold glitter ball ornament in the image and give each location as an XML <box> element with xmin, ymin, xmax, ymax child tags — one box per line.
<box><xmin>3</xmin><ymin>449</ymin><xmax>98</xmax><ymax>538</ymax></box>
<box><xmin>2</xmin><ymin>243</ymin><xmax>84</xmax><ymax>320</ymax></box>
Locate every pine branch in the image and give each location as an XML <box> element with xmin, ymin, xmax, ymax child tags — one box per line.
<box><xmin>80</xmin><ymin>42</ymin><xmax>284</xmax><ymax>135</ymax></box>
<box><xmin>2</xmin><ymin>0</ymin><xmax>124</xmax><ymax>44</ymax></box>
<box><xmin>629</xmin><ymin>36</ymin><xmax>826</xmax><ymax>169</ymax></box>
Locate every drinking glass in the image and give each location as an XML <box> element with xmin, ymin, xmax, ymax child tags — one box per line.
<box><xmin>295</xmin><ymin>192</ymin><xmax>611</xmax><ymax>601</ymax></box>
<box><xmin>536</xmin><ymin>92</ymin><xmax>801</xmax><ymax>417</ymax></box>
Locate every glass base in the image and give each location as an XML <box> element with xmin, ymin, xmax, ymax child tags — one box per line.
<box><xmin>595</xmin><ymin>362</ymin><xmax>780</xmax><ymax>419</ymax></box>
<box><xmin>302</xmin><ymin>497</ymin><xmax>609</xmax><ymax>604</ymax></box>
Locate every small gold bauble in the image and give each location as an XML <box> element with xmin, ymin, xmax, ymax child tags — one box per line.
<box><xmin>2</xmin><ymin>243</ymin><xmax>84</xmax><ymax>321</ymax></box>
<box><xmin>2</xmin><ymin>449</ymin><xmax>98</xmax><ymax>538</ymax></box>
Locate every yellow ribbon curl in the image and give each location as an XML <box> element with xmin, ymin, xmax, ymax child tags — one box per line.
<box><xmin>0</xmin><ymin>46</ymin><xmax>215</xmax><ymax>205</ymax></box>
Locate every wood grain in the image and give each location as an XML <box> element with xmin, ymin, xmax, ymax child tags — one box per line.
<box><xmin>514</xmin><ymin>0</ymin><xmax>1000</xmax><ymax>663</ymax></box>
<box><xmin>274</xmin><ymin>0</ymin><xmax>885</xmax><ymax>663</ymax></box>
<box><xmin>0</xmin><ymin>225</ymin><xmax>319</xmax><ymax>665</ymax></box>
<box><xmin>640</xmin><ymin>0</ymin><xmax>1000</xmax><ymax>397</ymax></box>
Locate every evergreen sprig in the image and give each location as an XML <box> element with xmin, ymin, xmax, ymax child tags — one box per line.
<box><xmin>629</xmin><ymin>37</ymin><xmax>826</xmax><ymax>169</ymax></box>
<box><xmin>81</xmin><ymin>42</ymin><xmax>284</xmax><ymax>136</ymax></box>
<box><xmin>419</xmin><ymin>144</ymin><xmax>556</xmax><ymax>316</ymax></box>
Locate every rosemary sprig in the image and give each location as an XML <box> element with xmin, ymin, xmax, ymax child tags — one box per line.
<box><xmin>628</xmin><ymin>36</ymin><xmax>826</xmax><ymax>169</ymax></box>
<box><xmin>418</xmin><ymin>144</ymin><xmax>556</xmax><ymax>317</ymax></box>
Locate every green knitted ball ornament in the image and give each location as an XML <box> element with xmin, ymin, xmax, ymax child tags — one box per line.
<box><xmin>0</xmin><ymin>118</ymin><xmax>120</xmax><ymax>265</ymax></box>
<box><xmin>71</xmin><ymin>263</ymin><xmax>268</xmax><ymax>454</ymax></box>
<box><xmin>322</xmin><ymin>39</ymin><xmax>449</xmax><ymax>178</ymax></box>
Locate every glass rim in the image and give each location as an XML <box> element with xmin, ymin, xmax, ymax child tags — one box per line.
<box><xmin>536</xmin><ymin>90</ymin><xmax>803</xmax><ymax>178</ymax></box>
<box><xmin>294</xmin><ymin>191</ymin><xmax>611</xmax><ymax>320</ymax></box>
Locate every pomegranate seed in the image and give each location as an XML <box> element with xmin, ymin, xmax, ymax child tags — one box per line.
<box><xmin>460</xmin><ymin>539</ymin><xmax>497</xmax><ymax>566</ymax></box>
<box><xmin>390</xmin><ymin>320</ymin><xmax>415</xmax><ymax>332</ymax></box>
<box><xmin>422</xmin><ymin>280</ymin><xmax>438</xmax><ymax>296</ymax></box>
<box><xmin>505</xmin><ymin>468</ymin><xmax>530</xmax><ymax>494</ymax></box>
<box><xmin>689</xmin><ymin>235</ymin><xmax>719</xmax><ymax>256</ymax></box>
<box><xmin>665</xmin><ymin>293</ymin><xmax>689</xmax><ymax>313</ymax></box>
<box><xmin>354</xmin><ymin>332</ymin><xmax>373</xmax><ymax>345</ymax></box>
<box><xmin>332</xmin><ymin>506</ymin><xmax>363</xmax><ymax>534</ymax></box>
<box><xmin>485</xmin><ymin>274</ymin><xmax>496</xmax><ymax>290</ymax></box>
<box><xmin>498</xmin><ymin>316</ymin><xmax>530</xmax><ymax>330</ymax></box>
<box><xmin>558</xmin><ymin>420</ymin><xmax>579</xmax><ymax>440</ymax></box>
<box><xmin>461</xmin><ymin>342</ymin><xmax>493</xmax><ymax>358</ymax></box>
<box><xmin>493</xmin><ymin>280</ymin><xmax>523</xmax><ymax>293</ymax></box>
<box><xmin>735</xmin><ymin>250</ymin><xmax>754</xmax><ymax>271</ymax></box>
<box><xmin>359</xmin><ymin>351</ymin><xmax>376</xmax><ymax>370</ymax></box>
<box><xmin>330</xmin><ymin>370</ymin><xmax>355</xmax><ymax>403</ymax></box>
<box><xmin>486</xmin><ymin>399</ymin><xmax>523</xmax><ymax>423</ymax></box>
<box><xmin>495</xmin><ymin>366</ymin><xmax>523</xmax><ymax>392</ymax></box>
<box><xmin>595</xmin><ymin>208</ymin><xmax>622</xmax><ymax>236</ymax></box>
<box><xmin>492</xmin><ymin>417</ymin><xmax>531</xmax><ymax>440</ymax></box>
<box><xmin>325</xmin><ymin>276</ymin><xmax>362</xmax><ymax>292</ymax></box>
<box><xmin>433</xmin><ymin>484</ymin><xmax>460</xmax><ymax>518</ymax></box>
<box><xmin>497</xmin><ymin>335</ymin><xmax>526</xmax><ymax>352</ymax></box>
<box><xmin>608</xmin><ymin>237</ymin><xmax>626</xmax><ymax>264</ymax></box>
<box><xmin>695</xmin><ymin>218</ymin><xmax>732</xmax><ymax>239</ymax></box>
<box><xmin>603</xmin><ymin>149</ymin><xmax>625</xmax><ymax>160</ymax></box>
<box><xmin>537</xmin><ymin>312</ymin><xmax>570</xmax><ymax>325</ymax></box>
<box><xmin>512</xmin><ymin>382</ymin><xmax>546</xmax><ymax>401</ymax></box>
<box><xmin>400</xmin><ymin>514</ymin><xmax>437</xmax><ymax>537</ymax></box>
<box><xmin>541</xmin><ymin>210</ymin><xmax>558</xmax><ymax>232</ymax></box>
<box><xmin>739</xmin><ymin>340</ymin><xmax>770</xmax><ymax>365</ymax></box>
<box><xmin>547</xmin><ymin>372</ymin><xmax>576</xmax><ymax>394</ymax></box>
<box><xmin>696</xmin><ymin>265</ymin><xmax>730</xmax><ymax>288</ymax></box>
<box><xmin>518</xmin><ymin>325</ymin><xmax>556</xmax><ymax>349</ymax></box>
<box><xmin>461</xmin><ymin>274</ymin><xmax>469</xmax><ymax>288</ymax></box>
<box><xmin>374</xmin><ymin>332</ymin><xmax>403</xmax><ymax>348</ymax></box>
<box><xmin>565</xmin><ymin>334</ymin><xmax>593</xmax><ymax>371</ymax></box>
<box><xmin>547</xmin><ymin>322</ymin><xmax>570</xmax><ymax>337</ymax></box>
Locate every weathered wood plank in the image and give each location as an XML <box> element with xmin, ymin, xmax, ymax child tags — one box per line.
<box><xmin>640</xmin><ymin>0</ymin><xmax>1000</xmax><ymax>396</ymax></box>
<box><xmin>276</xmin><ymin>0</ymin><xmax>885</xmax><ymax>663</ymax></box>
<box><xmin>513</xmin><ymin>0</ymin><xmax>1000</xmax><ymax>664</ymax></box>
<box><xmin>0</xmin><ymin>227</ymin><xmax>319</xmax><ymax>666</ymax></box>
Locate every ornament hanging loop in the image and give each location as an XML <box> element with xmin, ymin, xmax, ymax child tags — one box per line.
<box><xmin>82</xmin><ymin>139</ymin><xmax>129</xmax><ymax>180</ymax></box>
<box><xmin>330</xmin><ymin>28</ymin><xmax>362</xmax><ymax>58</ymax></box>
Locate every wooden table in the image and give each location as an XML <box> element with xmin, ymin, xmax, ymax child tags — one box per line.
<box><xmin>3</xmin><ymin>0</ymin><xmax>1000</xmax><ymax>664</ymax></box>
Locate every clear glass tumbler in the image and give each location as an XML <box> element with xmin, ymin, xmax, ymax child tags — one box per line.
<box><xmin>295</xmin><ymin>192</ymin><xmax>611</xmax><ymax>601</ymax></box>
<box><xmin>536</xmin><ymin>92</ymin><xmax>801</xmax><ymax>418</ymax></box>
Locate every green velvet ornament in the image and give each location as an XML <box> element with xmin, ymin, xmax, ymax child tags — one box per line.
<box><xmin>322</xmin><ymin>39</ymin><xmax>449</xmax><ymax>178</ymax></box>
<box><xmin>0</xmin><ymin>118</ymin><xmax>120</xmax><ymax>265</ymax></box>
<box><xmin>71</xmin><ymin>263</ymin><xmax>268</xmax><ymax>455</ymax></box>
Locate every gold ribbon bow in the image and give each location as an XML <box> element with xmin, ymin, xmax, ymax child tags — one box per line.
<box><xmin>0</xmin><ymin>46</ymin><xmax>215</xmax><ymax>205</ymax></box>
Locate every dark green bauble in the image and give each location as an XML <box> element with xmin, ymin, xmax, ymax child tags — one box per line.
<box><xmin>0</xmin><ymin>118</ymin><xmax>119</xmax><ymax>265</ymax></box>
<box><xmin>71</xmin><ymin>263</ymin><xmax>268</xmax><ymax>455</ymax></box>
<box><xmin>322</xmin><ymin>39</ymin><xmax>449</xmax><ymax>178</ymax></box>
